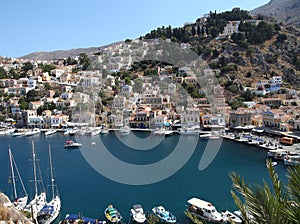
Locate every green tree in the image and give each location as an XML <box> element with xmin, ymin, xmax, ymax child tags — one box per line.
<box><xmin>192</xmin><ymin>26</ymin><xmax>196</xmax><ymax>36</ymax></box>
<box><xmin>79</xmin><ymin>53</ymin><xmax>91</xmax><ymax>70</ymax></box>
<box><xmin>197</xmin><ymin>24</ymin><xmax>201</xmax><ymax>36</ymax></box>
<box><xmin>0</xmin><ymin>67</ymin><xmax>7</xmax><ymax>78</ymax></box>
<box><xmin>209</xmin><ymin>27</ymin><xmax>219</xmax><ymax>38</ymax></box>
<box><xmin>44</xmin><ymin>82</ymin><xmax>51</xmax><ymax>90</ymax></box>
<box><xmin>66</xmin><ymin>57</ymin><xmax>77</xmax><ymax>65</ymax></box>
<box><xmin>42</xmin><ymin>64</ymin><xmax>56</xmax><ymax>73</ymax></box>
<box><xmin>22</xmin><ymin>62</ymin><xmax>33</xmax><ymax>72</ymax></box>
<box><xmin>230</xmin><ymin>161</ymin><xmax>300</xmax><ymax>224</ymax></box>
<box><xmin>26</xmin><ymin>89</ymin><xmax>39</xmax><ymax>102</ymax></box>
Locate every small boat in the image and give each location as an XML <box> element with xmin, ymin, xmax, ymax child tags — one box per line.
<box><xmin>186</xmin><ymin>198</ymin><xmax>226</xmax><ymax>223</ymax></box>
<box><xmin>104</xmin><ymin>204</ymin><xmax>122</xmax><ymax>223</ymax></box>
<box><xmin>179</xmin><ymin>127</ymin><xmax>200</xmax><ymax>135</ymax></box>
<box><xmin>12</xmin><ymin>130</ymin><xmax>27</xmax><ymax>137</ymax></box>
<box><xmin>45</xmin><ymin>129</ymin><xmax>57</xmax><ymax>136</ymax></box>
<box><xmin>69</xmin><ymin>128</ymin><xmax>79</xmax><ymax>136</ymax></box>
<box><xmin>119</xmin><ymin>126</ymin><xmax>130</xmax><ymax>135</ymax></box>
<box><xmin>221</xmin><ymin>210</ymin><xmax>242</xmax><ymax>224</ymax></box>
<box><xmin>62</xmin><ymin>213</ymin><xmax>107</xmax><ymax>224</ymax></box>
<box><xmin>267</xmin><ymin>149</ymin><xmax>289</xmax><ymax>160</ymax></box>
<box><xmin>0</xmin><ymin>127</ymin><xmax>15</xmax><ymax>135</ymax></box>
<box><xmin>152</xmin><ymin>206</ymin><xmax>176</xmax><ymax>223</ymax></box>
<box><xmin>101</xmin><ymin>129</ymin><xmax>109</xmax><ymax>134</ymax></box>
<box><xmin>283</xmin><ymin>154</ymin><xmax>300</xmax><ymax>166</ymax></box>
<box><xmin>200</xmin><ymin>131</ymin><xmax>220</xmax><ymax>140</ymax></box>
<box><xmin>233</xmin><ymin>210</ymin><xmax>254</xmax><ymax>222</ymax></box>
<box><xmin>87</xmin><ymin>127</ymin><xmax>102</xmax><ymax>136</ymax></box>
<box><xmin>130</xmin><ymin>204</ymin><xmax>147</xmax><ymax>223</ymax></box>
<box><xmin>8</xmin><ymin>147</ymin><xmax>28</xmax><ymax>210</ymax></box>
<box><xmin>64</xmin><ymin>140</ymin><xmax>82</xmax><ymax>148</ymax></box>
<box><xmin>25</xmin><ymin>128</ymin><xmax>41</xmax><ymax>137</ymax></box>
<box><xmin>153</xmin><ymin>128</ymin><xmax>166</xmax><ymax>136</ymax></box>
<box><xmin>165</xmin><ymin>130</ymin><xmax>173</xmax><ymax>136</ymax></box>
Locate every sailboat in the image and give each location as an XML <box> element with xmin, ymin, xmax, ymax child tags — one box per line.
<box><xmin>8</xmin><ymin>147</ymin><xmax>28</xmax><ymax>210</ymax></box>
<box><xmin>37</xmin><ymin>145</ymin><xmax>61</xmax><ymax>224</ymax></box>
<box><xmin>24</xmin><ymin>141</ymin><xmax>47</xmax><ymax>222</ymax></box>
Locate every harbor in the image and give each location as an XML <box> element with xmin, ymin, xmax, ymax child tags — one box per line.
<box><xmin>0</xmin><ymin>131</ymin><xmax>290</xmax><ymax>224</ymax></box>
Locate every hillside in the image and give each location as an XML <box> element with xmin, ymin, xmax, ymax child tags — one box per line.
<box><xmin>19</xmin><ymin>42</ymin><xmax>123</xmax><ymax>61</ymax></box>
<box><xmin>251</xmin><ymin>0</ymin><xmax>300</xmax><ymax>26</ymax></box>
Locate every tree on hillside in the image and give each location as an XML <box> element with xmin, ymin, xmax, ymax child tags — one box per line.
<box><xmin>79</xmin><ymin>53</ymin><xmax>91</xmax><ymax>70</ymax></box>
<box><xmin>192</xmin><ymin>26</ymin><xmax>196</xmax><ymax>36</ymax></box>
<box><xmin>230</xmin><ymin>161</ymin><xmax>300</xmax><ymax>224</ymax></box>
<box><xmin>22</xmin><ymin>62</ymin><xmax>33</xmax><ymax>72</ymax></box>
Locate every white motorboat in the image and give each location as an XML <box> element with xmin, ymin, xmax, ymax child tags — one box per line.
<box><xmin>8</xmin><ymin>148</ymin><xmax>28</xmax><ymax>210</ymax></box>
<box><xmin>165</xmin><ymin>130</ymin><xmax>173</xmax><ymax>136</ymax></box>
<box><xmin>200</xmin><ymin>131</ymin><xmax>220</xmax><ymax>140</ymax></box>
<box><xmin>37</xmin><ymin>145</ymin><xmax>61</xmax><ymax>224</ymax></box>
<box><xmin>130</xmin><ymin>204</ymin><xmax>147</xmax><ymax>223</ymax></box>
<box><xmin>45</xmin><ymin>129</ymin><xmax>57</xmax><ymax>136</ymax></box>
<box><xmin>87</xmin><ymin>127</ymin><xmax>102</xmax><ymax>136</ymax></box>
<box><xmin>25</xmin><ymin>128</ymin><xmax>41</xmax><ymax>137</ymax></box>
<box><xmin>153</xmin><ymin>128</ymin><xmax>166</xmax><ymax>136</ymax></box>
<box><xmin>101</xmin><ymin>129</ymin><xmax>109</xmax><ymax>134</ymax></box>
<box><xmin>233</xmin><ymin>210</ymin><xmax>254</xmax><ymax>222</ymax></box>
<box><xmin>221</xmin><ymin>210</ymin><xmax>242</xmax><ymax>224</ymax></box>
<box><xmin>119</xmin><ymin>126</ymin><xmax>130</xmax><ymax>135</ymax></box>
<box><xmin>179</xmin><ymin>127</ymin><xmax>200</xmax><ymax>135</ymax></box>
<box><xmin>186</xmin><ymin>198</ymin><xmax>227</xmax><ymax>223</ymax></box>
<box><xmin>0</xmin><ymin>127</ymin><xmax>15</xmax><ymax>135</ymax></box>
<box><xmin>152</xmin><ymin>206</ymin><xmax>176</xmax><ymax>223</ymax></box>
<box><xmin>12</xmin><ymin>130</ymin><xmax>27</xmax><ymax>137</ymax></box>
<box><xmin>24</xmin><ymin>141</ymin><xmax>47</xmax><ymax>221</ymax></box>
<box><xmin>64</xmin><ymin>140</ymin><xmax>82</xmax><ymax>148</ymax></box>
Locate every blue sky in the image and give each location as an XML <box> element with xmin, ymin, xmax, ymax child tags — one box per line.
<box><xmin>1</xmin><ymin>0</ymin><xmax>269</xmax><ymax>58</ymax></box>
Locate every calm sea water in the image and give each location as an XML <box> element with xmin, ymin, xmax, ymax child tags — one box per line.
<box><xmin>0</xmin><ymin>132</ymin><xmax>288</xmax><ymax>223</ymax></box>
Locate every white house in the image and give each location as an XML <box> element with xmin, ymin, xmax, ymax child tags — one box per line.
<box><xmin>223</xmin><ymin>21</ymin><xmax>240</xmax><ymax>35</ymax></box>
<box><xmin>168</xmin><ymin>83</ymin><xmax>177</xmax><ymax>94</ymax></box>
<box><xmin>181</xmin><ymin>108</ymin><xmax>200</xmax><ymax>127</ymax></box>
<box><xmin>113</xmin><ymin>96</ymin><xmax>126</xmax><ymax>110</ymax></box>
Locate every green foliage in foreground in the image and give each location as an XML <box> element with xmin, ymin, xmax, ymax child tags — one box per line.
<box><xmin>230</xmin><ymin>161</ymin><xmax>300</xmax><ymax>224</ymax></box>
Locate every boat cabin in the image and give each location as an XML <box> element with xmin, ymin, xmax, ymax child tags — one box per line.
<box><xmin>186</xmin><ymin>197</ymin><xmax>227</xmax><ymax>224</ymax></box>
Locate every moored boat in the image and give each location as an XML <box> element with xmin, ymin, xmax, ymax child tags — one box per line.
<box><xmin>152</xmin><ymin>206</ymin><xmax>176</xmax><ymax>223</ymax></box>
<box><xmin>45</xmin><ymin>129</ymin><xmax>57</xmax><ymax>136</ymax></box>
<box><xmin>119</xmin><ymin>126</ymin><xmax>130</xmax><ymax>135</ymax></box>
<box><xmin>221</xmin><ymin>210</ymin><xmax>242</xmax><ymax>224</ymax></box>
<box><xmin>25</xmin><ymin>128</ymin><xmax>41</xmax><ymax>137</ymax></box>
<box><xmin>130</xmin><ymin>204</ymin><xmax>147</xmax><ymax>223</ymax></box>
<box><xmin>186</xmin><ymin>198</ymin><xmax>226</xmax><ymax>223</ymax></box>
<box><xmin>37</xmin><ymin>145</ymin><xmax>61</xmax><ymax>224</ymax></box>
<box><xmin>267</xmin><ymin>149</ymin><xmax>289</xmax><ymax>160</ymax></box>
<box><xmin>200</xmin><ymin>131</ymin><xmax>220</xmax><ymax>140</ymax></box>
<box><xmin>24</xmin><ymin>141</ymin><xmax>47</xmax><ymax>221</ymax></box>
<box><xmin>104</xmin><ymin>204</ymin><xmax>122</xmax><ymax>223</ymax></box>
<box><xmin>8</xmin><ymin>147</ymin><xmax>28</xmax><ymax>210</ymax></box>
<box><xmin>64</xmin><ymin>140</ymin><xmax>82</xmax><ymax>148</ymax></box>
<box><xmin>283</xmin><ymin>154</ymin><xmax>300</xmax><ymax>166</ymax></box>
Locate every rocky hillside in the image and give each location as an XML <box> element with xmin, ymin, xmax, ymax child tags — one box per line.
<box><xmin>0</xmin><ymin>193</ymin><xmax>33</xmax><ymax>224</ymax></box>
<box><xmin>252</xmin><ymin>0</ymin><xmax>300</xmax><ymax>26</ymax></box>
<box><xmin>19</xmin><ymin>42</ymin><xmax>123</xmax><ymax>61</ymax></box>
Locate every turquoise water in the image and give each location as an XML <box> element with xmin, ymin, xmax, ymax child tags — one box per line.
<box><xmin>0</xmin><ymin>132</ymin><xmax>288</xmax><ymax>222</ymax></box>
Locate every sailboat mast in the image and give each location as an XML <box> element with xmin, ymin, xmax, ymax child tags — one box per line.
<box><xmin>48</xmin><ymin>145</ymin><xmax>55</xmax><ymax>199</ymax></box>
<box><xmin>32</xmin><ymin>141</ymin><xmax>38</xmax><ymax>197</ymax></box>
<box><xmin>9</xmin><ymin>148</ymin><xmax>17</xmax><ymax>200</ymax></box>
